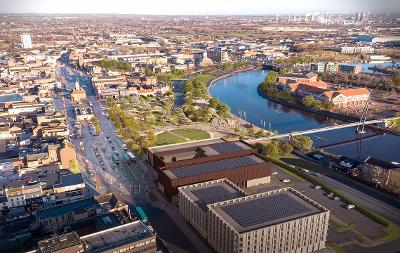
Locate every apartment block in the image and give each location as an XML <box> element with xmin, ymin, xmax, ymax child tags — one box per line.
<box><xmin>178</xmin><ymin>180</ymin><xmax>329</xmax><ymax>253</ymax></box>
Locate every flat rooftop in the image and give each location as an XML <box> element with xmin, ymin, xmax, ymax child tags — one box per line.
<box><xmin>164</xmin><ymin>155</ymin><xmax>264</xmax><ymax>179</ymax></box>
<box><xmin>161</xmin><ymin>141</ymin><xmax>252</xmax><ymax>163</ymax></box>
<box><xmin>211</xmin><ymin>189</ymin><xmax>325</xmax><ymax>233</ymax></box>
<box><xmin>148</xmin><ymin>138</ymin><xmax>224</xmax><ymax>153</ymax></box>
<box><xmin>36</xmin><ymin>198</ymin><xmax>97</xmax><ymax>220</ymax></box>
<box><xmin>81</xmin><ymin>221</ymin><xmax>154</xmax><ymax>252</ymax></box>
<box><xmin>38</xmin><ymin>232</ymin><xmax>82</xmax><ymax>253</ymax></box>
<box><xmin>181</xmin><ymin>180</ymin><xmax>246</xmax><ymax>211</ymax></box>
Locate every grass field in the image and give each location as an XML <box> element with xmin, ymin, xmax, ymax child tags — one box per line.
<box><xmin>156</xmin><ymin>128</ymin><xmax>210</xmax><ymax>146</ymax></box>
<box><xmin>171</xmin><ymin>129</ymin><xmax>210</xmax><ymax>140</ymax></box>
<box><xmin>156</xmin><ymin>132</ymin><xmax>186</xmax><ymax>146</ymax></box>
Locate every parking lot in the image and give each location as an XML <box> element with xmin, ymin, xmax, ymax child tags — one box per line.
<box><xmin>268</xmin><ymin>165</ymin><xmax>386</xmax><ymax>240</ymax></box>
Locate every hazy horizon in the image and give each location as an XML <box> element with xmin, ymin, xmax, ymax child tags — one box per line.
<box><xmin>0</xmin><ymin>0</ymin><xmax>400</xmax><ymax>15</ymax></box>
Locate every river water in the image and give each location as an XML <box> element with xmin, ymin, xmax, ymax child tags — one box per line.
<box><xmin>209</xmin><ymin>69</ymin><xmax>400</xmax><ymax>163</ymax></box>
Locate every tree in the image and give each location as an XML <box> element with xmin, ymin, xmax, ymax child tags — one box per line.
<box><xmin>265</xmin><ymin>71</ymin><xmax>279</xmax><ymax>85</ymax></box>
<box><xmin>259</xmin><ymin>81</ymin><xmax>272</xmax><ymax>91</ymax></box>
<box><xmin>254</xmin><ymin>142</ymin><xmax>266</xmax><ymax>154</ymax></box>
<box><xmin>91</xmin><ymin>117</ymin><xmax>101</xmax><ymax>135</ymax></box>
<box><xmin>312</xmin><ymin>100</ymin><xmax>323</xmax><ymax>110</ymax></box>
<box><xmin>264</xmin><ymin>140</ymin><xmax>281</xmax><ymax>156</ymax></box>
<box><xmin>324</xmin><ymin>101</ymin><xmax>335</xmax><ymax>110</ymax></box>
<box><xmin>302</xmin><ymin>96</ymin><xmax>315</xmax><ymax>107</ymax></box>
<box><xmin>69</xmin><ymin>159</ymin><xmax>80</xmax><ymax>174</ymax></box>
<box><xmin>280</xmin><ymin>142</ymin><xmax>294</xmax><ymax>154</ymax></box>
<box><xmin>393</xmin><ymin>75</ymin><xmax>400</xmax><ymax>87</ymax></box>
<box><xmin>291</xmin><ymin>135</ymin><xmax>313</xmax><ymax>151</ymax></box>
<box><xmin>98</xmin><ymin>59</ymin><xmax>131</xmax><ymax>72</ymax></box>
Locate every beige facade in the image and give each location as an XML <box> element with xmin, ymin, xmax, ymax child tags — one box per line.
<box><xmin>178</xmin><ymin>179</ymin><xmax>246</xmax><ymax>239</ymax></box>
<box><xmin>179</xmin><ymin>182</ymin><xmax>329</xmax><ymax>253</ymax></box>
<box><xmin>207</xmin><ymin>189</ymin><xmax>330</xmax><ymax>253</ymax></box>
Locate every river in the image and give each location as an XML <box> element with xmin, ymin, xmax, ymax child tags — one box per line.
<box><xmin>209</xmin><ymin>69</ymin><xmax>400</xmax><ymax>163</ymax></box>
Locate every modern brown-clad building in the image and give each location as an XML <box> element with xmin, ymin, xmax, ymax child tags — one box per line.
<box><xmin>148</xmin><ymin>139</ymin><xmax>272</xmax><ymax>202</ymax></box>
<box><xmin>147</xmin><ymin>139</ymin><xmax>255</xmax><ymax>174</ymax></box>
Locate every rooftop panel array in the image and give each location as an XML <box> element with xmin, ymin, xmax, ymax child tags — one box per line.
<box><xmin>220</xmin><ymin>192</ymin><xmax>318</xmax><ymax>230</ymax></box>
<box><xmin>170</xmin><ymin>155</ymin><xmax>261</xmax><ymax>178</ymax></box>
<box><xmin>191</xmin><ymin>185</ymin><xmax>243</xmax><ymax>206</ymax></box>
<box><xmin>209</xmin><ymin>142</ymin><xmax>248</xmax><ymax>154</ymax></box>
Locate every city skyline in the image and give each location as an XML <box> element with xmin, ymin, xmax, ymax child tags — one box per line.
<box><xmin>1</xmin><ymin>0</ymin><xmax>400</xmax><ymax>15</ymax></box>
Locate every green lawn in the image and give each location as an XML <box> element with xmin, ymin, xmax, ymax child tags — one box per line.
<box><xmin>170</xmin><ymin>129</ymin><xmax>210</xmax><ymax>140</ymax></box>
<box><xmin>156</xmin><ymin>128</ymin><xmax>210</xmax><ymax>146</ymax></box>
<box><xmin>156</xmin><ymin>132</ymin><xmax>186</xmax><ymax>146</ymax></box>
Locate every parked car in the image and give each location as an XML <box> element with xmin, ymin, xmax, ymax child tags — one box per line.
<box><xmin>346</xmin><ymin>204</ymin><xmax>355</xmax><ymax>209</ymax></box>
<box><xmin>313</xmin><ymin>185</ymin><xmax>321</xmax><ymax>190</ymax></box>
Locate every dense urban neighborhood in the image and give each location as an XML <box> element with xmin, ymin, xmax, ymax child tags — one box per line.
<box><xmin>0</xmin><ymin>5</ymin><xmax>400</xmax><ymax>253</ymax></box>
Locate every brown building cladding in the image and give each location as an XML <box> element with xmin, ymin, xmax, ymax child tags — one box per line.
<box><xmin>148</xmin><ymin>140</ymin><xmax>255</xmax><ymax>173</ymax></box>
<box><xmin>158</xmin><ymin>155</ymin><xmax>271</xmax><ymax>201</ymax></box>
<box><xmin>147</xmin><ymin>139</ymin><xmax>272</xmax><ymax>202</ymax></box>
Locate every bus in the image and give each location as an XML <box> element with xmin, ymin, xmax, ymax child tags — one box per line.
<box><xmin>135</xmin><ymin>206</ymin><xmax>148</xmax><ymax>222</ymax></box>
<box><xmin>122</xmin><ymin>154</ymin><xmax>131</xmax><ymax>164</ymax></box>
<box><xmin>112</xmin><ymin>154</ymin><xmax>120</xmax><ymax>164</ymax></box>
<box><xmin>127</xmin><ymin>151</ymin><xmax>136</xmax><ymax>162</ymax></box>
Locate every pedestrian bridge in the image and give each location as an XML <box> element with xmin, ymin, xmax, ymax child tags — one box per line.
<box><xmin>248</xmin><ymin>117</ymin><xmax>399</xmax><ymax>143</ymax></box>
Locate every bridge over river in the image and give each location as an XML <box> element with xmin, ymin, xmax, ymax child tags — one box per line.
<box><xmin>247</xmin><ymin>117</ymin><xmax>399</xmax><ymax>144</ymax></box>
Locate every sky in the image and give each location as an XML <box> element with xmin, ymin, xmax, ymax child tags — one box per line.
<box><xmin>0</xmin><ymin>0</ymin><xmax>399</xmax><ymax>15</ymax></box>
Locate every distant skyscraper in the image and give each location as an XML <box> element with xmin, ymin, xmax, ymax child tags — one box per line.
<box><xmin>355</xmin><ymin>12</ymin><xmax>368</xmax><ymax>23</ymax></box>
<box><xmin>21</xmin><ymin>34</ymin><xmax>32</xmax><ymax>49</ymax></box>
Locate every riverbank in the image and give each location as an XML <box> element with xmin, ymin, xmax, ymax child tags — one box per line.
<box><xmin>206</xmin><ymin>65</ymin><xmax>270</xmax><ymax>132</ymax></box>
<box><xmin>159</xmin><ymin>65</ymin><xmax>268</xmax><ymax>141</ymax></box>
<box><xmin>256</xmin><ymin>82</ymin><xmax>400</xmax><ymax>136</ymax></box>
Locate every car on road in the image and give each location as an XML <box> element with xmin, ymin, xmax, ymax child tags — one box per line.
<box><xmin>271</xmin><ymin>172</ymin><xmax>278</xmax><ymax>175</ymax></box>
<box><xmin>282</xmin><ymin>179</ymin><xmax>290</xmax><ymax>183</ymax></box>
<box><xmin>313</xmin><ymin>185</ymin><xmax>321</xmax><ymax>189</ymax></box>
<box><xmin>346</xmin><ymin>204</ymin><xmax>355</xmax><ymax>209</ymax></box>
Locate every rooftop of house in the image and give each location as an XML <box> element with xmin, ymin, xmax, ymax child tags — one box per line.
<box><xmin>81</xmin><ymin>221</ymin><xmax>155</xmax><ymax>252</ymax></box>
<box><xmin>0</xmin><ymin>94</ymin><xmax>23</xmax><ymax>103</ymax></box>
<box><xmin>38</xmin><ymin>232</ymin><xmax>83</xmax><ymax>253</ymax></box>
<box><xmin>2</xmin><ymin>168</ymin><xmax>61</xmax><ymax>190</ymax></box>
<box><xmin>36</xmin><ymin>197</ymin><xmax>97</xmax><ymax>220</ymax></box>
<box><xmin>54</xmin><ymin>173</ymin><xmax>84</xmax><ymax>188</ymax></box>
<box><xmin>280</xmin><ymin>72</ymin><xmax>317</xmax><ymax>79</ymax></box>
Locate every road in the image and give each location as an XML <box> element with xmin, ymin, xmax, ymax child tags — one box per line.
<box><xmin>57</xmin><ymin>53</ymin><xmax>212</xmax><ymax>253</ymax></box>
<box><xmin>319</xmin><ymin>175</ymin><xmax>400</xmax><ymax>225</ymax></box>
